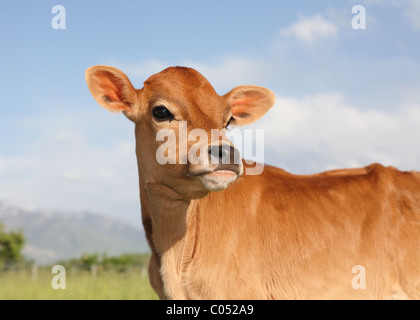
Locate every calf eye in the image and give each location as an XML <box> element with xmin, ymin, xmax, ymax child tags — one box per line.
<box><xmin>152</xmin><ymin>106</ymin><xmax>173</xmax><ymax>121</ymax></box>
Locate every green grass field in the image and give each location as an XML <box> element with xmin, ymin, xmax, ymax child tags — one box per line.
<box><xmin>0</xmin><ymin>269</ymin><xmax>158</xmax><ymax>300</ymax></box>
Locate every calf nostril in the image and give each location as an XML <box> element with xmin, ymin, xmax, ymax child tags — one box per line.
<box><xmin>208</xmin><ymin>145</ymin><xmax>241</xmax><ymax>165</ymax></box>
<box><xmin>208</xmin><ymin>145</ymin><xmax>229</xmax><ymax>163</ymax></box>
<box><xmin>219</xmin><ymin>146</ymin><xmax>228</xmax><ymax>159</ymax></box>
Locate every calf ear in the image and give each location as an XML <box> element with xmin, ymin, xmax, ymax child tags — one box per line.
<box><xmin>223</xmin><ymin>85</ymin><xmax>275</xmax><ymax>126</ymax></box>
<box><xmin>85</xmin><ymin>65</ymin><xmax>138</xmax><ymax>121</ymax></box>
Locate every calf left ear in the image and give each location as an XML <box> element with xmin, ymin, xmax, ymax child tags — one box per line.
<box><xmin>85</xmin><ymin>65</ymin><xmax>139</xmax><ymax>121</ymax></box>
<box><xmin>223</xmin><ymin>85</ymin><xmax>275</xmax><ymax>126</ymax></box>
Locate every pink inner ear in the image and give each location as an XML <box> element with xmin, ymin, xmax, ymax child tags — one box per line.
<box><xmin>97</xmin><ymin>75</ymin><xmax>121</xmax><ymax>98</ymax></box>
<box><xmin>231</xmin><ymin>96</ymin><xmax>261</xmax><ymax>107</ymax></box>
<box><xmin>231</xmin><ymin>96</ymin><xmax>260</xmax><ymax>117</ymax></box>
<box><xmin>95</xmin><ymin>73</ymin><xmax>131</xmax><ymax>111</ymax></box>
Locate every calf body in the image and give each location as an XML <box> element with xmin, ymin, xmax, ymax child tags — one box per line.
<box><xmin>144</xmin><ymin>162</ymin><xmax>420</xmax><ymax>299</ymax></box>
<box><xmin>86</xmin><ymin>66</ymin><xmax>420</xmax><ymax>299</ymax></box>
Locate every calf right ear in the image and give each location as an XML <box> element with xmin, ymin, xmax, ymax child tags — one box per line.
<box><xmin>85</xmin><ymin>65</ymin><xmax>139</xmax><ymax>121</ymax></box>
<box><xmin>224</xmin><ymin>85</ymin><xmax>275</xmax><ymax>126</ymax></box>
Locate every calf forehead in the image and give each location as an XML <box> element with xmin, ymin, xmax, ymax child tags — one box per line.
<box><xmin>143</xmin><ymin>67</ymin><xmax>226</xmax><ymax>122</ymax></box>
<box><xmin>145</xmin><ymin>66</ymin><xmax>213</xmax><ymax>90</ymax></box>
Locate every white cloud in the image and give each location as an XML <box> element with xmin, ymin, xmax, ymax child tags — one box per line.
<box><xmin>62</xmin><ymin>171</ymin><xmax>84</xmax><ymax>181</ymax></box>
<box><xmin>251</xmin><ymin>93</ymin><xmax>420</xmax><ymax>174</ymax></box>
<box><xmin>279</xmin><ymin>14</ymin><xmax>339</xmax><ymax>43</ymax></box>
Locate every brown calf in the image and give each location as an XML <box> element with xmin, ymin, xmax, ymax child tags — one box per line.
<box><xmin>86</xmin><ymin>65</ymin><xmax>420</xmax><ymax>299</ymax></box>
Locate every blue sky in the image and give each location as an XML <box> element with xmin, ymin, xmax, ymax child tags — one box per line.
<box><xmin>1</xmin><ymin>0</ymin><xmax>420</xmax><ymax>225</ymax></box>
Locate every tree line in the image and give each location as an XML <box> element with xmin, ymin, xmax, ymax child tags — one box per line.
<box><xmin>0</xmin><ymin>221</ymin><xmax>150</xmax><ymax>273</ymax></box>
<box><xmin>56</xmin><ymin>252</ymin><xmax>150</xmax><ymax>273</ymax></box>
<box><xmin>0</xmin><ymin>222</ymin><xmax>25</xmax><ymax>270</ymax></box>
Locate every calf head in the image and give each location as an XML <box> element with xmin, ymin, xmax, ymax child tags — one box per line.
<box><xmin>85</xmin><ymin>66</ymin><xmax>274</xmax><ymax>199</ymax></box>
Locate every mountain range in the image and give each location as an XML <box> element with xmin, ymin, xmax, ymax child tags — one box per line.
<box><xmin>0</xmin><ymin>202</ymin><xmax>149</xmax><ymax>265</ymax></box>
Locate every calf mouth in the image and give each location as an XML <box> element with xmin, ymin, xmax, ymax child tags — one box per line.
<box><xmin>189</xmin><ymin>163</ymin><xmax>242</xmax><ymax>177</ymax></box>
<box><xmin>189</xmin><ymin>163</ymin><xmax>242</xmax><ymax>192</ymax></box>
<box><xmin>212</xmin><ymin>163</ymin><xmax>241</xmax><ymax>175</ymax></box>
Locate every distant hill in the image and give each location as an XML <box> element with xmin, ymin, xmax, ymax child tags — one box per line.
<box><xmin>0</xmin><ymin>202</ymin><xmax>149</xmax><ymax>265</ymax></box>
